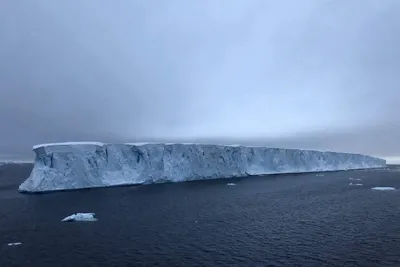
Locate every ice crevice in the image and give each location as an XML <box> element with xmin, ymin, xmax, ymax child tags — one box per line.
<box><xmin>19</xmin><ymin>142</ymin><xmax>386</xmax><ymax>193</ymax></box>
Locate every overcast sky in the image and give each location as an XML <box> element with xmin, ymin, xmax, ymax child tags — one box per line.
<box><xmin>0</xmin><ymin>0</ymin><xmax>399</xmax><ymax>162</ymax></box>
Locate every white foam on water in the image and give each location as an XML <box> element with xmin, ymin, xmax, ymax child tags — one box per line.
<box><xmin>227</xmin><ymin>183</ymin><xmax>236</xmax><ymax>186</ymax></box>
<box><xmin>349</xmin><ymin>177</ymin><xmax>362</xmax><ymax>181</ymax></box>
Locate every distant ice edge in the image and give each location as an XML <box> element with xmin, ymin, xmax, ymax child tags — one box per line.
<box><xmin>19</xmin><ymin>142</ymin><xmax>386</xmax><ymax>193</ymax></box>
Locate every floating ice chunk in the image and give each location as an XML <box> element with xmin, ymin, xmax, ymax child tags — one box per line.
<box><xmin>61</xmin><ymin>213</ymin><xmax>97</xmax><ymax>222</ymax></box>
<box><xmin>371</xmin><ymin>187</ymin><xmax>396</xmax><ymax>191</ymax></box>
<box><xmin>8</xmin><ymin>242</ymin><xmax>22</xmax><ymax>246</ymax></box>
<box><xmin>349</xmin><ymin>177</ymin><xmax>362</xmax><ymax>181</ymax></box>
<box><xmin>227</xmin><ymin>183</ymin><xmax>236</xmax><ymax>186</ymax></box>
<box><xmin>349</xmin><ymin>183</ymin><xmax>363</xmax><ymax>186</ymax></box>
<box><xmin>316</xmin><ymin>174</ymin><xmax>324</xmax><ymax>177</ymax></box>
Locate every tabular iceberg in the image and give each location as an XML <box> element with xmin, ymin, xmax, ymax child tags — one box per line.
<box><xmin>19</xmin><ymin>142</ymin><xmax>386</xmax><ymax>193</ymax></box>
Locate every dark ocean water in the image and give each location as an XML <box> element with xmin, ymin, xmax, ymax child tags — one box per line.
<box><xmin>1</xmin><ymin>164</ymin><xmax>400</xmax><ymax>267</ymax></box>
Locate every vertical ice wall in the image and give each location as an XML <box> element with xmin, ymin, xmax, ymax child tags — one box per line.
<box><xmin>19</xmin><ymin>142</ymin><xmax>386</xmax><ymax>192</ymax></box>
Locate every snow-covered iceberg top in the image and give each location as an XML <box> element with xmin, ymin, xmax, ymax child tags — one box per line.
<box><xmin>32</xmin><ymin>142</ymin><xmax>105</xmax><ymax>150</ymax></box>
<box><xmin>19</xmin><ymin>142</ymin><xmax>386</xmax><ymax>193</ymax></box>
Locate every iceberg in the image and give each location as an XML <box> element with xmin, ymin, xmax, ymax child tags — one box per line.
<box><xmin>371</xmin><ymin>187</ymin><xmax>396</xmax><ymax>191</ymax></box>
<box><xmin>7</xmin><ymin>242</ymin><xmax>22</xmax><ymax>246</ymax></box>
<box><xmin>61</xmin><ymin>213</ymin><xmax>97</xmax><ymax>222</ymax></box>
<box><xmin>18</xmin><ymin>142</ymin><xmax>386</xmax><ymax>193</ymax></box>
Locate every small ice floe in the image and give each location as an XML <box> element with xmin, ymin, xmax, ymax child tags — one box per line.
<box><xmin>349</xmin><ymin>177</ymin><xmax>362</xmax><ymax>181</ymax></box>
<box><xmin>349</xmin><ymin>183</ymin><xmax>363</xmax><ymax>186</ymax></box>
<box><xmin>227</xmin><ymin>183</ymin><xmax>236</xmax><ymax>186</ymax></box>
<box><xmin>371</xmin><ymin>187</ymin><xmax>396</xmax><ymax>191</ymax></box>
<box><xmin>8</xmin><ymin>242</ymin><xmax>22</xmax><ymax>246</ymax></box>
<box><xmin>61</xmin><ymin>213</ymin><xmax>97</xmax><ymax>222</ymax></box>
<box><xmin>316</xmin><ymin>174</ymin><xmax>324</xmax><ymax>177</ymax></box>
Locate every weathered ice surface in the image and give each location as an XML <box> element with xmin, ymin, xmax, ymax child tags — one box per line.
<box><xmin>19</xmin><ymin>142</ymin><xmax>386</xmax><ymax>192</ymax></box>
<box><xmin>61</xmin><ymin>213</ymin><xmax>97</xmax><ymax>222</ymax></box>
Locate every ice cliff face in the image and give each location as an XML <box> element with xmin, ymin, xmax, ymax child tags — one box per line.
<box><xmin>19</xmin><ymin>142</ymin><xmax>386</xmax><ymax>192</ymax></box>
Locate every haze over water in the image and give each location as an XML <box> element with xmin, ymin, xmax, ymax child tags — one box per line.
<box><xmin>1</xmin><ymin>2</ymin><xmax>400</xmax><ymax>266</ymax></box>
<box><xmin>0</xmin><ymin>1</ymin><xmax>399</xmax><ymax>162</ymax></box>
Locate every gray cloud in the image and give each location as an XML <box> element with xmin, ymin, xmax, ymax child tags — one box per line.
<box><xmin>0</xmin><ymin>0</ymin><xmax>399</xmax><ymax>162</ymax></box>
